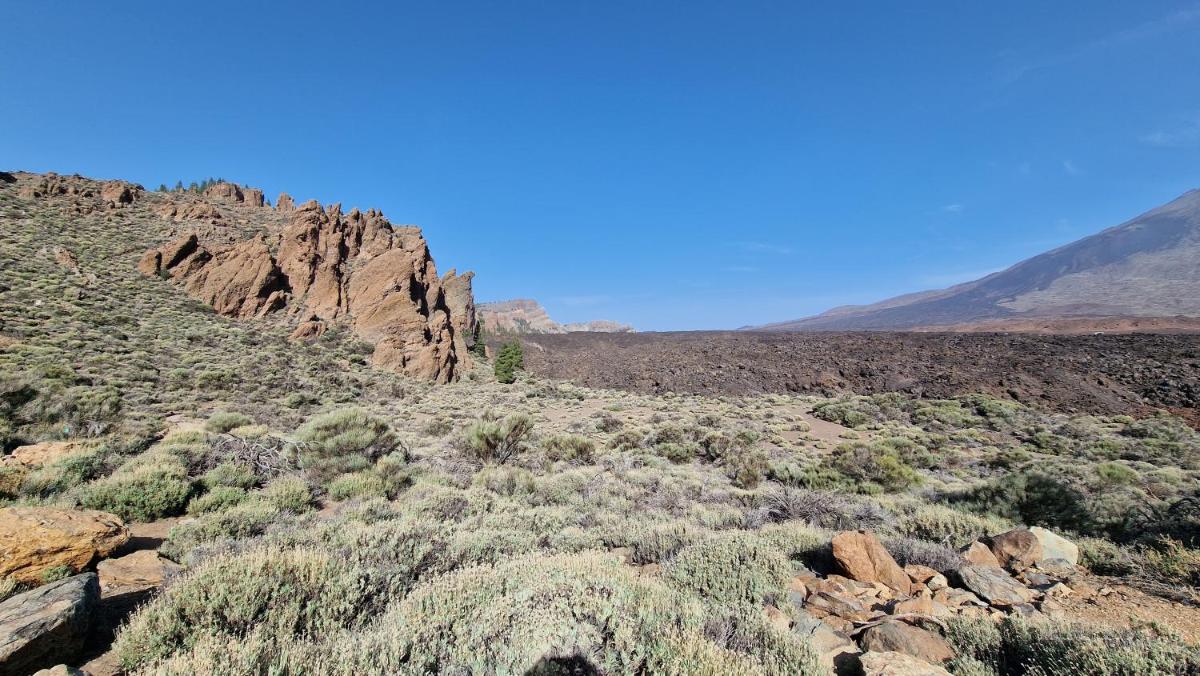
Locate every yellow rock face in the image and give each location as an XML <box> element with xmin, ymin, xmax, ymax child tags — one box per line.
<box><xmin>0</xmin><ymin>507</ymin><xmax>129</xmax><ymax>584</ymax></box>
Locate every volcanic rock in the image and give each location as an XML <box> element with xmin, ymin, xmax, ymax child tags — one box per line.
<box><xmin>955</xmin><ymin>565</ymin><xmax>1035</xmax><ymax>607</ymax></box>
<box><xmin>276</xmin><ymin>192</ymin><xmax>295</xmax><ymax>212</ymax></box>
<box><xmin>859</xmin><ymin>651</ymin><xmax>952</xmax><ymax>676</ymax></box>
<box><xmin>1029</xmin><ymin>527</ymin><xmax>1078</xmax><ymax>566</ymax></box>
<box><xmin>0</xmin><ymin>507</ymin><xmax>129</xmax><ymax>584</ymax></box>
<box><xmin>858</xmin><ymin>621</ymin><xmax>955</xmax><ymax>664</ymax></box>
<box><xmin>100</xmin><ymin>181</ymin><xmax>141</xmax><ymax>208</ymax></box>
<box><xmin>0</xmin><ymin>573</ymin><xmax>99</xmax><ymax>676</ymax></box>
<box><xmin>987</xmin><ymin>529</ymin><xmax>1043</xmax><ymax>571</ymax></box>
<box><xmin>831</xmin><ymin>531</ymin><xmax>912</xmax><ymax>595</ymax></box>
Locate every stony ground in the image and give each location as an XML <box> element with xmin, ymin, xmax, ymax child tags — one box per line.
<box><xmin>2</xmin><ymin>172</ymin><xmax>1200</xmax><ymax>675</ymax></box>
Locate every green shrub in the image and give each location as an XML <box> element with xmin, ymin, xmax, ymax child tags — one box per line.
<box><xmin>294</xmin><ymin>408</ymin><xmax>397</xmax><ymax>484</ymax></box>
<box><xmin>542</xmin><ymin>434</ymin><xmax>595</xmax><ymax>463</ymax></box>
<box><xmin>260</xmin><ymin>475</ymin><xmax>315</xmax><ymax>513</ymax></box>
<box><xmin>463</xmin><ymin>413</ymin><xmax>534</xmax><ymax>464</ymax></box>
<box><xmin>40</xmin><ymin>564</ymin><xmax>74</xmax><ymax>583</ymax></box>
<box><xmin>666</xmin><ymin>531</ymin><xmax>791</xmax><ymax>605</ymax></box>
<box><xmin>205</xmin><ymin>411</ymin><xmax>253</xmax><ymax>434</ymax></box>
<box><xmin>81</xmin><ymin>462</ymin><xmax>194</xmax><ymax>522</ymax></box>
<box><xmin>494</xmin><ymin>341</ymin><xmax>524</xmax><ymax>384</ymax></box>
<box><xmin>187</xmin><ymin>486</ymin><xmax>248</xmax><ymax>515</ymax></box>
<box><xmin>829</xmin><ymin>441</ymin><xmax>921</xmax><ymax>492</ymax></box>
<box><xmin>945</xmin><ymin>615</ymin><xmax>1200</xmax><ymax>675</ymax></box>
<box><xmin>728</xmin><ymin>448</ymin><xmax>769</xmax><ymax>489</ymax></box>
<box><xmin>201</xmin><ymin>462</ymin><xmax>258</xmax><ymax>490</ymax></box>
<box><xmin>327</xmin><ymin>471</ymin><xmax>388</xmax><ymax>501</ymax></box>
<box><xmin>161</xmin><ymin>502</ymin><xmax>282</xmax><ymax>562</ymax></box>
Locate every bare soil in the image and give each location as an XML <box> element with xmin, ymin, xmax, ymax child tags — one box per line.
<box><xmin>513</xmin><ymin>331</ymin><xmax>1200</xmax><ymax>421</ymax></box>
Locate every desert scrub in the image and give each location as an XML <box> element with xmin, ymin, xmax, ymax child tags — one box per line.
<box><xmin>293</xmin><ymin>408</ymin><xmax>398</xmax><ymax>484</ymax></box>
<box><xmin>160</xmin><ymin>501</ymin><xmax>282</xmax><ymax>562</ymax></box>
<box><xmin>259</xmin><ymin>475</ymin><xmax>315</xmax><ymax>513</ymax></box>
<box><xmin>186</xmin><ymin>486</ymin><xmax>248</xmax><ymax>515</ymax></box>
<box><xmin>727</xmin><ymin>448</ymin><xmax>769</xmax><ymax>489</ymax></box>
<box><xmin>829</xmin><ymin>440</ymin><xmax>921</xmax><ymax>492</ymax></box>
<box><xmin>666</xmin><ymin>531</ymin><xmax>791</xmax><ymax>605</ymax></box>
<box><xmin>542</xmin><ymin>433</ymin><xmax>595</xmax><ymax>463</ymax></box>
<box><xmin>200</xmin><ymin>461</ymin><xmax>258</xmax><ymax>490</ymax></box>
<box><xmin>463</xmin><ymin>412</ymin><xmax>534</xmax><ymax>464</ymax></box>
<box><xmin>115</xmin><ymin>545</ymin><xmax>404</xmax><ymax>670</ymax></box>
<box><xmin>80</xmin><ymin>459</ymin><xmax>194</xmax><ymax>521</ymax></box>
<box><xmin>944</xmin><ymin>615</ymin><xmax>1200</xmax><ymax>675</ymax></box>
<box><xmin>327</xmin><ymin>471</ymin><xmax>388</xmax><ymax>500</ymax></box>
<box><xmin>204</xmin><ymin>411</ymin><xmax>253</xmax><ymax>434</ymax></box>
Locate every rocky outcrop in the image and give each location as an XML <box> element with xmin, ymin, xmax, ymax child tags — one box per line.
<box><xmin>100</xmin><ymin>181</ymin><xmax>142</xmax><ymax>208</ymax></box>
<box><xmin>0</xmin><ymin>573</ymin><xmax>99</xmax><ymax>676</ymax></box>
<box><xmin>986</xmin><ymin>529</ymin><xmax>1043</xmax><ymax>571</ymax></box>
<box><xmin>0</xmin><ymin>508</ymin><xmax>129</xmax><ymax>584</ymax></box>
<box><xmin>478</xmin><ymin>298</ymin><xmax>633</xmax><ymax>335</ymax></box>
<box><xmin>858</xmin><ymin>621</ymin><xmax>954</xmax><ymax>665</ymax></box>
<box><xmin>276</xmin><ymin>193</ymin><xmax>295</xmax><ymax>212</ymax></box>
<box><xmin>831</xmin><ymin>531</ymin><xmax>911</xmax><ymax>595</ymax></box>
<box><xmin>97</xmin><ymin>550</ymin><xmax>181</xmax><ymax>617</ymax></box>
<box><xmin>3</xmin><ymin>441</ymin><xmax>89</xmax><ymax>468</ymax></box>
<box><xmin>141</xmin><ymin>201</ymin><xmax>471</xmax><ymax>382</ymax></box>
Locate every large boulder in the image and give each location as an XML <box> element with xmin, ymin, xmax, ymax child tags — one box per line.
<box><xmin>4</xmin><ymin>441</ymin><xmax>89</xmax><ymax>468</ymax></box>
<box><xmin>831</xmin><ymin>531</ymin><xmax>912</xmax><ymax>595</ymax></box>
<box><xmin>859</xmin><ymin>651</ymin><xmax>952</xmax><ymax>676</ymax></box>
<box><xmin>858</xmin><ymin>621</ymin><xmax>955</xmax><ymax>664</ymax></box>
<box><xmin>960</xmin><ymin>541</ymin><xmax>1001</xmax><ymax>567</ymax></box>
<box><xmin>955</xmin><ymin>565</ymin><xmax>1035</xmax><ymax>607</ymax></box>
<box><xmin>792</xmin><ymin>609</ymin><xmax>861</xmax><ymax>675</ymax></box>
<box><xmin>97</xmin><ymin>550</ymin><xmax>181</xmax><ymax>608</ymax></box>
<box><xmin>1029</xmin><ymin>527</ymin><xmax>1078</xmax><ymax>566</ymax></box>
<box><xmin>99</xmin><ymin>181</ymin><xmax>141</xmax><ymax>208</ymax></box>
<box><xmin>987</xmin><ymin>529</ymin><xmax>1043</xmax><ymax>571</ymax></box>
<box><xmin>0</xmin><ymin>507</ymin><xmax>129</xmax><ymax>584</ymax></box>
<box><xmin>0</xmin><ymin>573</ymin><xmax>99</xmax><ymax>676</ymax></box>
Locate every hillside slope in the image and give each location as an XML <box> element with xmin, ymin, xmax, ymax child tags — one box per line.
<box><xmin>477</xmin><ymin>298</ymin><xmax>633</xmax><ymax>334</ymax></box>
<box><xmin>758</xmin><ymin>190</ymin><xmax>1200</xmax><ymax>331</ymax></box>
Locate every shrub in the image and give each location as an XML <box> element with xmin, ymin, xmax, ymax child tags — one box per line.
<box><xmin>494</xmin><ymin>341</ymin><xmax>524</xmax><ymax>384</ymax></box>
<box><xmin>542</xmin><ymin>434</ymin><xmax>595</xmax><ymax>463</ymax></box>
<box><xmin>81</xmin><ymin>462</ymin><xmax>194</xmax><ymax>522</ymax></box>
<box><xmin>728</xmin><ymin>449</ymin><xmax>769</xmax><ymax>489</ymax></box>
<box><xmin>327</xmin><ymin>471</ymin><xmax>388</xmax><ymax>501</ymax></box>
<box><xmin>205</xmin><ymin>411</ymin><xmax>253</xmax><ymax>434</ymax></box>
<box><xmin>260</xmin><ymin>475</ymin><xmax>315</xmax><ymax>513</ymax></box>
<box><xmin>187</xmin><ymin>486</ymin><xmax>248</xmax><ymax>515</ymax></box>
<box><xmin>829</xmin><ymin>441</ymin><xmax>921</xmax><ymax>492</ymax></box>
<box><xmin>294</xmin><ymin>408</ymin><xmax>397</xmax><ymax>484</ymax></box>
<box><xmin>944</xmin><ymin>615</ymin><xmax>1200</xmax><ymax>675</ymax></box>
<box><xmin>463</xmin><ymin>413</ymin><xmax>534</xmax><ymax>464</ymax></box>
<box><xmin>201</xmin><ymin>461</ymin><xmax>258</xmax><ymax>490</ymax></box>
<box><xmin>161</xmin><ymin>502</ymin><xmax>282</xmax><ymax>562</ymax></box>
<box><xmin>666</xmin><ymin>532</ymin><xmax>791</xmax><ymax>605</ymax></box>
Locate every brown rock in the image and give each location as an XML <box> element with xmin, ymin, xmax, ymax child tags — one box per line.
<box><xmin>859</xmin><ymin>651</ymin><xmax>951</xmax><ymax>676</ymax></box>
<box><xmin>892</xmin><ymin>596</ymin><xmax>934</xmax><ymax>615</ymax></box>
<box><xmin>832</xmin><ymin>531</ymin><xmax>912</xmax><ymax>595</ymax></box>
<box><xmin>179</xmin><ymin>237</ymin><xmax>289</xmax><ymax>318</ymax></box>
<box><xmin>243</xmin><ymin>187</ymin><xmax>264</xmax><ymax>207</ymax></box>
<box><xmin>5</xmin><ymin>441</ymin><xmax>89</xmax><ymax>468</ymax></box>
<box><xmin>955</xmin><ymin>565</ymin><xmax>1036</xmax><ymax>607</ymax></box>
<box><xmin>1029</xmin><ymin>527</ymin><xmax>1079</xmax><ymax>566</ymax></box>
<box><xmin>961</xmin><ymin>541</ymin><xmax>1001</xmax><ymax>567</ymax></box>
<box><xmin>97</xmin><ymin>550</ymin><xmax>182</xmax><ymax>616</ymax></box>
<box><xmin>904</xmin><ymin>565</ymin><xmax>947</xmax><ymax>591</ymax></box>
<box><xmin>764</xmin><ymin>604</ymin><xmax>791</xmax><ymax>631</ymax></box>
<box><xmin>442</xmin><ymin>269</ymin><xmax>477</xmax><ymax>358</ymax></box>
<box><xmin>987</xmin><ymin>529</ymin><xmax>1043</xmax><ymax>571</ymax></box>
<box><xmin>792</xmin><ymin>609</ymin><xmax>861</xmax><ymax>675</ymax></box>
<box><xmin>203</xmin><ymin>181</ymin><xmax>244</xmax><ymax>202</ymax></box>
<box><xmin>276</xmin><ymin>192</ymin><xmax>295</xmax><ymax>212</ymax></box>
<box><xmin>0</xmin><ymin>573</ymin><xmax>99</xmax><ymax>676</ymax></box>
<box><xmin>100</xmin><ymin>181</ymin><xmax>141</xmax><ymax>208</ymax></box>
<box><xmin>0</xmin><ymin>508</ymin><xmax>129</xmax><ymax>584</ymax></box>
<box><xmin>32</xmin><ymin>665</ymin><xmax>85</xmax><ymax>676</ymax></box>
<box><xmin>859</xmin><ymin>621</ymin><xmax>955</xmax><ymax>664</ymax></box>
<box><xmin>807</xmin><ymin>590</ymin><xmax>876</xmax><ymax>623</ymax></box>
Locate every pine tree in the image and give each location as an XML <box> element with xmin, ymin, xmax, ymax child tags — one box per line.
<box><xmin>157</xmin><ymin>184</ymin><xmax>168</xmax><ymax>192</ymax></box>
<box><xmin>174</xmin><ymin>180</ymin><xmax>184</xmax><ymax>192</ymax></box>
<box><xmin>494</xmin><ymin>341</ymin><xmax>524</xmax><ymax>384</ymax></box>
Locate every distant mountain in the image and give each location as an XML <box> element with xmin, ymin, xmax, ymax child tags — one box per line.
<box><xmin>477</xmin><ymin>299</ymin><xmax>634</xmax><ymax>335</ymax></box>
<box><xmin>756</xmin><ymin>189</ymin><xmax>1200</xmax><ymax>331</ymax></box>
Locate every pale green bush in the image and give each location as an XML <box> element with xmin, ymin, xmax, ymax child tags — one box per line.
<box><xmin>260</xmin><ymin>475</ymin><xmax>314</xmax><ymax>513</ymax></box>
<box><xmin>205</xmin><ymin>411</ymin><xmax>253</xmax><ymax>434</ymax></box>
<box><xmin>80</xmin><ymin>460</ymin><xmax>194</xmax><ymax>522</ymax></box>
<box><xmin>463</xmin><ymin>413</ymin><xmax>534</xmax><ymax>464</ymax></box>
<box><xmin>293</xmin><ymin>408</ymin><xmax>398</xmax><ymax>484</ymax></box>
<box><xmin>327</xmin><ymin>471</ymin><xmax>388</xmax><ymax>501</ymax></box>
<box><xmin>186</xmin><ymin>486</ymin><xmax>247</xmax><ymax>515</ymax></box>
<box><xmin>666</xmin><ymin>532</ymin><xmax>790</xmax><ymax>605</ymax></box>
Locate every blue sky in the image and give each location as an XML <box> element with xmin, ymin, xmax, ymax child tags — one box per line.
<box><xmin>3</xmin><ymin>2</ymin><xmax>1199</xmax><ymax>330</ymax></box>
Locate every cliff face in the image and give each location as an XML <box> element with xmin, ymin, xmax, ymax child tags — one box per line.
<box><xmin>138</xmin><ymin>187</ymin><xmax>474</xmax><ymax>383</ymax></box>
<box><xmin>477</xmin><ymin>298</ymin><xmax>633</xmax><ymax>335</ymax></box>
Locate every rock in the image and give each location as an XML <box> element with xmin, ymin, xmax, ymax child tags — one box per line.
<box><xmin>97</xmin><ymin>550</ymin><xmax>181</xmax><ymax>610</ymax></box>
<box><xmin>892</xmin><ymin>596</ymin><xmax>934</xmax><ymax>615</ymax></box>
<box><xmin>987</xmin><ymin>529</ymin><xmax>1043</xmax><ymax>571</ymax></box>
<box><xmin>0</xmin><ymin>573</ymin><xmax>99</xmax><ymax>676</ymax></box>
<box><xmin>1035</xmin><ymin>558</ymin><xmax>1077</xmax><ymax>578</ymax></box>
<box><xmin>1029</xmin><ymin>527</ymin><xmax>1078</xmax><ymax>566</ymax></box>
<box><xmin>243</xmin><ymin>187</ymin><xmax>264</xmax><ymax>207</ymax></box>
<box><xmin>1044</xmin><ymin>582</ymin><xmax>1072</xmax><ymax>598</ymax></box>
<box><xmin>178</xmin><ymin>237</ymin><xmax>289</xmax><ymax>318</ymax></box>
<box><xmin>932</xmin><ymin>587</ymin><xmax>986</xmax><ymax>608</ymax></box>
<box><xmin>859</xmin><ymin>651</ymin><xmax>952</xmax><ymax>676</ymax></box>
<box><xmin>32</xmin><ymin>665</ymin><xmax>85</xmax><ymax>676</ymax></box>
<box><xmin>764</xmin><ymin>604</ymin><xmax>791</xmax><ymax>631</ymax></box>
<box><xmin>961</xmin><ymin>541</ymin><xmax>1001</xmax><ymax>567</ymax></box>
<box><xmin>203</xmin><ymin>181</ymin><xmax>244</xmax><ymax>202</ymax></box>
<box><xmin>0</xmin><ymin>507</ymin><xmax>129</xmax><ymax>584</ymax></box>
<box><xmin>442</xmin><ymin>269</ymin><xmax>477</xmax><ymax>358</ymax></box>
<box><xmin>4</xmin><ymin>441</ymin><xmax>89</xmax><ymax>468</ymax></box>
<box><xmin>100</xmin><ymin>181</ymin><xmax>141</xmax><ymax>208</ymax></box>
<box><xmin>792</xmin><ymin>609</ymin><xmax>861</xmax><ymax>675</ymax></box>
<box><xmin>806</xmin><ymin>590</ymin><xmax>876</xmax><ymax>623</ymax></box>
<box><xmin>955</xmin><ymin>565</ymin><xmax>1035</xmax><ymax>607</ymax></box>
<box><xmin>52</xmin><ymin>248</ymin><xmax>80</xmax><ymax>274</ymax></box>
<box><xmin>859</xmin><ymin>620</ymin><xmax>955</xmax><ymax>664</ymax></box>
<box><xmin>904</xmin><ymin>565</ymin><xmax>948</xmax><ymax>591</ymax></box>
<box><xmin>275</xmin><ymin>193</ymin><xmax>295</xmax><ymax>212</ymax></box>
<box><xmin>832</xmin><ymin>531</ymin><xmax>912</xmax><ymax>595</ymax></box>
<box><xmin>290</xmin><ymin>315</ymin><xmax>328</xmax><ymax>341</ymax></box>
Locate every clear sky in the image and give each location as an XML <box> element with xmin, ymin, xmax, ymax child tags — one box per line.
<box><xmin>3</xmin><ymin>2</ymin><xmax>1199</xmax><ymax>330</ymax></box>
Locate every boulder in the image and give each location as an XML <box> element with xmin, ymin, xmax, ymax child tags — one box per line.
<box><xmin>891</xmin><ymin>595</ymin><xmax>934</xmax><ymax>615</ymax></box>
<box><xmin>764</xmin><ymin>604</ymin><xmax>790</xmax><ymax>631</ymax></box>
<box><xmin>858</xmin><ymin>620</ymin><xmax>955</xmax><ymax>664</ymax></box>
<box><xmin>0</xmin><ymin>507</ymin><xmax>129</xmax><ymax>584</ymax></box>
<box><xmin>961</xmin><ymin>541</ymin><xmax>1001</xmax><ymax>568</ymax></box>
<box><xmin>792</xmin><ymin>609</ymin><xmax>861</xmax><ymax>675</ymax></box>
<box><xmin>32</xmin><ymin>666</ymin><xmax>85</xmax><ymax>676</ymax></box>
<box><xmin>97</xmin><ymin>550</ymin><xmax>181</xmax><ymax>611</ymax></box>
<box><xmin>203</xmin><ymin>181</ymin><xmax>244</xmax><ymax>202</ymax></box>
<box><xmin>955</xmin><ymin>565</ymin><xmax>1035</xmax><ymax>607</ymax></box>
<box><xmin>4</xmin><ymin>441</ymin><xmax>89</xmax><ymax>468</ymax></box>
<box><xmin>832</xmin><ymin>531</ymin><xmax>912</xmax><ymax>595</ymax></box>
<box><xmin>0</xmin><ymin>573</ymin><xmax>99</xmax><ymax>676</ymax></box>
<box><xmin>904</xmin><ymin>565</ymin><xmax>947</xmax><ymax>591</ymax></box>
<box><xmin>1029</xmin><ymin>527</ymin><xmax>1078</xmax><ymax>566</ymax></box>
<box><xmin>859</xmin><ymin>651</ymin><xmax>952</xmax><ymax>676</ymax></box>
<box><xmin>442</xmin><ymin>269</ymin><xmax>477</xmax><ymax>358</ymax></box>
<box><xmin>806</xmin><ymin>590</ymin><xmax>876</xmax><ymax>623</ymax></box>
<box><xmin>987</xmin><ymin>529</ymin><xmax>1043</xmax><ymax>571</ymax></box>
<box><xmin>243</xmin><ymin>187</ymin><xmax>265</xmax><ymax>207</ymax></box>
<box><xmin>100</xmin><ymin>181</ymin><xmax>141</xmax><ymax>208</ymax></box>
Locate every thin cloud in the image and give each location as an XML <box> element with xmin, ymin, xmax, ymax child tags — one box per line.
<box><xmin>1062</xmin><ymin>159</ymin><xmax>1082</xmax><ymax>176</ymax></box>
<box><xmin>998</xmin><ymin>5</ymin><xmax>1200</xmax><ymax>84</ymax></box>
<box><xmin>1141</xmin><ymin>115</ymin><xmax>1200</xmax><ymax>147</ymax></box>
<box><xmin>941</xmin><ymin>204</ymin><xmax>964</xmax><ymax>213</ymax></box>
<box><xmin>736</xmin><ymin>241</ymin><xmax>793</xmax><ymax>255</ymax></box>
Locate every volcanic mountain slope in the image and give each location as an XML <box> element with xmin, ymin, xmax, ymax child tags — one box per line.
<box><xmin>4</xmin><ymin>172</ymin><xmax>476</xmax><ymax>382</ymax></box>
<box><xmin>477</xmin><ymin>298</ymin><xmax>633</xmax><ymax>334</ymax></box>
<box><xmin>758</xmin><ymin>189</ymin><xmax>1200</xmax><ymax>331</ymax></box>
